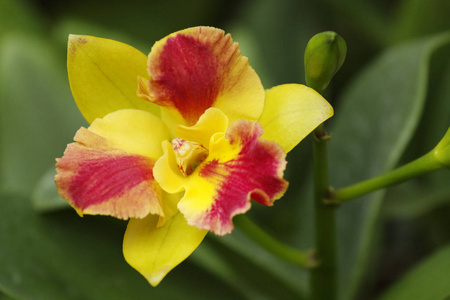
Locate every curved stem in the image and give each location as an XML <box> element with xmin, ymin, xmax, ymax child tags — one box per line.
<box><xmin>330</xmin><ymin>151</ymin><xmax>443</xmax><ymax>204</ymax></box>
<box><xmin>234</xmin><ymin>215</ymin><xmax>317</xmax><ymax>268</ymax></box>
<box><xmin>310</xmin><ymin>124</ymin><xmax>337</xmax><ymax>300</ymax></box>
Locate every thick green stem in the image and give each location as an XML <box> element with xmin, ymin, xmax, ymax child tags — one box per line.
<box><xmin>234</xmin><ymin>215</ymin><xmax>316</xmax><ymax>268</ymax></box>
<box><xmin>331</xmin><ymin>151</ymin><xmax>443</xmax><ymax>204</ymax></box>
<box><xmin>310</xmin><ymin>124</ymin><xmax>337</xmax><ymax>300</ymax></box>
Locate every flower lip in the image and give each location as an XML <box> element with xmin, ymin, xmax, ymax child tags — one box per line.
<box><xmin>172</xmin><ymin>138</ymin><xmax>209</xmax><ymax>176</ymax></box>
<box><xmin>155</xmin><ymin>118</ymin><xmax>289</xmax><ymax>236</ymax></box>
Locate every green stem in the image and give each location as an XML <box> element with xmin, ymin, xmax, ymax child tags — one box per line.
<box><xmin>331</xmin><ymin>151</ymin><xmax>443</xmax><ymax>204</ymax></box>
<box><xmin>234</xmin><ymin>215</ymin><xmax>316</xmax><ymax>268</ymax></box>
<box><xmin>310</xmin><ymin>123</ymin><xmax>337</xmax><ymax>300</ymax></box>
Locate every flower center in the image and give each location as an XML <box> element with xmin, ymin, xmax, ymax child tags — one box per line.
<box><xmin>172</xmin><ymin>138</ymin><xmax>209</xmax><ymax>176</ymax></box>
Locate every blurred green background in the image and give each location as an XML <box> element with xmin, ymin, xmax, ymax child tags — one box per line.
<box><xmin>1</xmin><ymin>0</ymin><xmax>450</xmax><ymax>299</ymax></box>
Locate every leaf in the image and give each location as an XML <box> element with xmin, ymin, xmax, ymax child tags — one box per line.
<box><xmin>193</xmin><ymin>231</ymin><xmax>307</xmax><ymax>300</ymax></box>
<box><xmin>190</xmin><ymin>241</ymin><xmax>268</xmax><ymax>299</ymax></box>
<box><xmin>378</xmin><ymin>245</ymin><xmax>450</xmax><ymax>300</ymax></box>
<box><xmin>390</xmin><ymin>0</ymin><xmax>450</xmax><ymax>43</ymax></box>
<box><xmin>383</xmin><ymin>48</ymin><xmax>450</xmax><ymax>219</ymax></box>
<box><xmin>0</xmin><ymin>34</ymin><xmax>86</xmax><ymax>195</ymax></box>
<box><xmin>320</xmin><ymin>0</ymin><xmax>390</xmax><ymax>47</ymax></box>
<box><xmin>384</xmin><ymin>185</ymin><xmax>450</xmax><ymax>219</ymax></box>
<box><xmin>0</xmin><ymin>191</ymin><xmax>240</xmax><ymax>300</ymax></box>
<box><xmin>48</xmin><ymin>0</ymin><xmax>224</xmax><ymax>49</ymax></box>
<box><xmin>0</xmin><ymin>0</ymin><xmax>44</xmax><ymax>40</ymax></box>
<box><xmin>234</xmin><ymin>0</ymin><xmax>323</xmax><ymax>87</ymax></box>
<box><xmin>327</xmin><ymin>32</ymin><xmax>450</xmax><ymax>300</ymax></box>
<box><xmin>31</xmin><ymin>168</ymin><xmax>69</xmax><ymax>212</ymax></box>
<box><xmin>0</xmin><ymin>292</ymin><xmax>14</xmax><ymax>300</ymax></box>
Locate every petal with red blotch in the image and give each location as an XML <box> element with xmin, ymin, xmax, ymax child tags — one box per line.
<box><xmin>178</xmin><ymin>120</ymin><xmax>288</xmax><ymax>236</ymax></box>
<box><xmin>139</xmin><ymin>26</ymin><xmax>264</xmax><ymax>126</ymax></box>
<box><xmin>55</xmin><ymin>109</ymin><xmax>170</xmax><ymax>219</ymax></box>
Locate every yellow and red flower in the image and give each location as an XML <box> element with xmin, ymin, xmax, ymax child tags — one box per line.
<box><xmin>55</xmin><ymin>26</ymin><xmax>333</xmax><ymax>286</ymax></box>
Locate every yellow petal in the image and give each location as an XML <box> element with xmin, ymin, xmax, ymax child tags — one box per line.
<box><xmin>258</xmin><ymin>84</ymin><xmax>334</xmax><ymax>153</ymax></box>
<box><xmin>68</xmin><ymin>35</ymin><xmax>160</xmax><ymax>124</ymax></box>
<box><xmin>123</xmin><ymin>210</ymin><xmax>207</xmax><ymax>286</ymax></box>
<box><xmin>175</xmin><ymin>108</ymin><xmax>229</xmax><ymax>149</ymax></box>
<box><xmin>88</xmin><ymin>109</ymin><xmax>169</xmax><ymax>159</ymax></box>
<box><xmin>157</xmin><ymin>191</ymin><xmax>182</xmax><ymax>227</ymax></box>
<box><xmin>153</xmin><ymin>140</ymin><xmax>187</xmax><ymax>194</ymax></box>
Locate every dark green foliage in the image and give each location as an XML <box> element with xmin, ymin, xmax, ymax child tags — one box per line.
<box><xmin>1</xmin><ymin>0</ymin><xmax>449</xmax><ymax>299</ymax></box>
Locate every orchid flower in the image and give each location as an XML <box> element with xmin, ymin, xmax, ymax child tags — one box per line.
<box><xmin>55</xmin><ymin>26</ymin><xmax>333</xmax><ymax>286</ymax></box>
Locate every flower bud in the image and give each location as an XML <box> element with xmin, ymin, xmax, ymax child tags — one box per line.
<box><xmin>304</xmin><ymin>31</ymin><xmax>347</xmax><ymax>93</ymax></box>
<box><xmin>433</xmin><ymin>127</ymin><xmax>450</xmax><ymax>168</ymax></box>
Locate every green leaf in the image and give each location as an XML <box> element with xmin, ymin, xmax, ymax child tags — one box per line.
<box><xmin>383</xmin><ymin>48</ymin><xmax>450</xmax><ymax>219</ymax></box>
<box><xmin>0</xmin><ymin>191</ymin><xmax>240</xmax><ymax>300</ymax></box>
<box><xmin>31</xmin><ymin>168</ymin><xmax>69</xmax><ymax>212</ymax></box>
<box><xmin>191</xmin><ymin>241</ymin><xmax>267</xmax><ymax>299</ymax></box>
<box><xmin>390</xmin><ymin>0</ymin><xmax>450</xmax><ymax>43</ymax></box>
<box><xmin>233</xmin><ymin>0</ymin><xmax>323</xmax><ymax>87</ymax></box>
<box><xmin>384</xmin><ymin>185</ymin><xmax>450</xmax><ymax>219</ymax></box>
<box><xmin>327</xmin><ymin>32</ymin><xmax>450</xmax><ymax>300</ymax></box>
<box><xmin>218</xmin><ymin>226</ymin><xmax>309</xmax><ymax>298</ymax></box>
<box><xmin>320</xmin><ymin>0</ymin><xmax>390</xmax><ymax>47</ymax></box>
<box><xmin>378</xmin><ymin>245</ymin><xmax>450</xmax><ymax>300</ymax></box>
<box><xmin>0</xmin><ymin>0</ymin><xmax>44</xmax><ymax>40</ymax></box>
<box><xmin>193</xmin><ymin>233</ymin><xmax>306</xmax><ymax>300</ymax></box>
<box><xmin>0</xmin><ymin>294</ymin><xmax>14</xmax><ymax>300</ymax></box>
<box><xmin>48</xmin><ymin>0</ymin><xmax>224</xmax><ymax>51</ymax></box>
<box><xmin>0</xmin><ymin>34</ymin><xmax>86</xmax><ymax>195</ymax></box>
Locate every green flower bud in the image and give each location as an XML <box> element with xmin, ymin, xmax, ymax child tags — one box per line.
<box><xmin>304</xmin><ymin>31</ymin><xmax>347</xmax><ymax>93</ymax></box>
<box><xmin>433</xmin><ymin>127</ymin><xmax>450</xmax><ymax>168</ymax></box>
